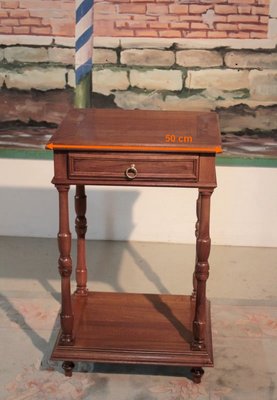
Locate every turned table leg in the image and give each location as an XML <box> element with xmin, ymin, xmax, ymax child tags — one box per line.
<box><xmin>192</xmin><ymin>189</ymin><xmax>213</xmax><ymax>351</ymax></box>
<box><xmin>56</xmin><ymin>184</ymin><xmax>74</xmax><ymax>345</ymax></box>
<box><xmin>192</xmin><ymin>191</ymin><xmax>201</xmax><ymax>300</ymax></box>
<box><xmin>74</xmin><ymin>185</ymin><xmax>88</xmax><ymax>296</ymax></box>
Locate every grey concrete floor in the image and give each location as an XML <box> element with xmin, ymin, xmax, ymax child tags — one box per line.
<box><xmin>0</xmin><ymin>237</ymin><xmax>277</xmax><ymax>400</ymax></box>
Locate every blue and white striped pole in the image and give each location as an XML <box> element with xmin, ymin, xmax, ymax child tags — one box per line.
<box><xmin>75</xmin><ymin>0</ymin><xmax>94</xmax><ymax>108</ymax></box>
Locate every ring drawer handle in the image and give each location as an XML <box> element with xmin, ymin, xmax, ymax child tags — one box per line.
<box><xmin>125</xmin><ymin>164</ymin><xmax>137</xmax><ymax>180</ymax></box>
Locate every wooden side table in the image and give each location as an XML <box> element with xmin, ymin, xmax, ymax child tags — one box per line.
<box><xmin>46</xmin><ymin>109</ymin><xmax>222</xmax><ymax>383</ymax></box>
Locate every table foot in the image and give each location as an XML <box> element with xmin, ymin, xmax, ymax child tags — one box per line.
<box><xmin>62</xmin><ymin>361</ymin><xmax>75</xmax><ymax>377</ymax></box>
<box><xmin>191</xmin><ymin>367</ymin><xmax>204</xmax><ymax>384</ymax></box>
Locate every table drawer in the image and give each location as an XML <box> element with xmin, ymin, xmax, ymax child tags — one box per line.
<box><xmin>68</xmin><ymin>152</ymin><xmax>199</xmax><ymax>183</ymax></box>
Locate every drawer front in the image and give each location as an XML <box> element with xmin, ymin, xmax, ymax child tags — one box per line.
<box><xmin>68</xmin><ymin>152</ymin><xmax>199</xmax><ymax>184</ymax></box>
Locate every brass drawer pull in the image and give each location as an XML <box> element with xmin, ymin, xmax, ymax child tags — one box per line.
<box><xmin>125</xmin><ymin>164</ymin><xmax>137</xmax><ymax>180</ymax></box>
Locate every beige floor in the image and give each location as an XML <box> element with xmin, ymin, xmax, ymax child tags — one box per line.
<box><xmin>0</xmin><ymin>237</ymin><xmax>277</xmax><ymax>399</ymax></box>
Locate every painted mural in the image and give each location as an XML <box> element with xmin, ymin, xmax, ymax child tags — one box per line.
<box><xmin>0</xmin><ymin>0</ymin><xmax>271</xmax><ymax>39</ymax></box>
<box><xmin>0</xmin><ymin>0</ymin><xmax>276</xmax><ymax>159</ymax></box>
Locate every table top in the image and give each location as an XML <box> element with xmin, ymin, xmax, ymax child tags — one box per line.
<box><xmin>46</xmin><ymin>109</ymin><xmax>222</xmax><ymax>154</ymax></box>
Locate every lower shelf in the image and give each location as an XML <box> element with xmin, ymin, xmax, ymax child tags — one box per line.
<box><xmin>51</xmin><ymin>292</ymin><xmax>213</xmax><ymax>367</ymax></box>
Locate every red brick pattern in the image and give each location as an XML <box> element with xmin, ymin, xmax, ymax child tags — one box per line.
<box><xmin>0</xmin><ymin>0</ymin><xmax>270</xmax><ymax>38</ymax></box>
<box><xmin>94</xmin><ymin>0</ymin><xmax>270</xmax><ymax>38</ymax></box>
<box><xmin>0</xmin><ymin>0</ymin><xmax>75</xmax><ymax>36</ymax></box>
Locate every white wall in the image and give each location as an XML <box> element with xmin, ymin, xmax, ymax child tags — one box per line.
<box><xmin>0</xmin><ymin>158</ymin><xmax>276</xmax><ymax>247</ymax></box>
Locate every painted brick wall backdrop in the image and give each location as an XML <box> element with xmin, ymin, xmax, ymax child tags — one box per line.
<box><xmin>0</xmin><ymin>0</ymin><xmax>74</xmax><ymax>36</ymax></box>
<box><xmin>0</xmin><ymin>0</ymin><xmax>272</xmax><ymax>38</ymax></box>
<box><xmin>94</xmin><ymin>0</ymin><xmax>271</xmax><ymax>39</ymax></box>
<box><xmin>0</xmin><ymin>0</ymin><xmax>277</xmax><ymax>156</ymax></box>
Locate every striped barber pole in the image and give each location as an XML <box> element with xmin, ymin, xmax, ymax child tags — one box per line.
<box><xmin>75</xmin><ymin>0</ymin><xmax>94</xmax><ymax>85</ymax></box>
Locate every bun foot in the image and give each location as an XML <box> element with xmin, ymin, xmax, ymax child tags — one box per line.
<box><xmin>62</xmin><ymin>361</ymin><xmax>75</xmax><ymax>377</ymax></box>
<box><xmin>191</xmin><ymin>367</ymin><xmax>204</xmax><ymax>384</ymax></box>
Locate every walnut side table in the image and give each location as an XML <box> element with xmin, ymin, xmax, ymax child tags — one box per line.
<box><xmin>46</xmin><ymin>109</ymin><xmax>222</xmax><ymax>383</ymax></box>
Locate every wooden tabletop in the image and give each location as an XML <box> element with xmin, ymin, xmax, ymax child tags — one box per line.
<box><xmin>46</xmin><ymin>109</ymin><xmax>222</xmax><ymax>153</ymax></box>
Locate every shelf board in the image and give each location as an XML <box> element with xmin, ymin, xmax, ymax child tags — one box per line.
<box><xmin>51</xmin><ymin>292</ymin><xmax>213</xmax><ymax>367</ymax></box>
